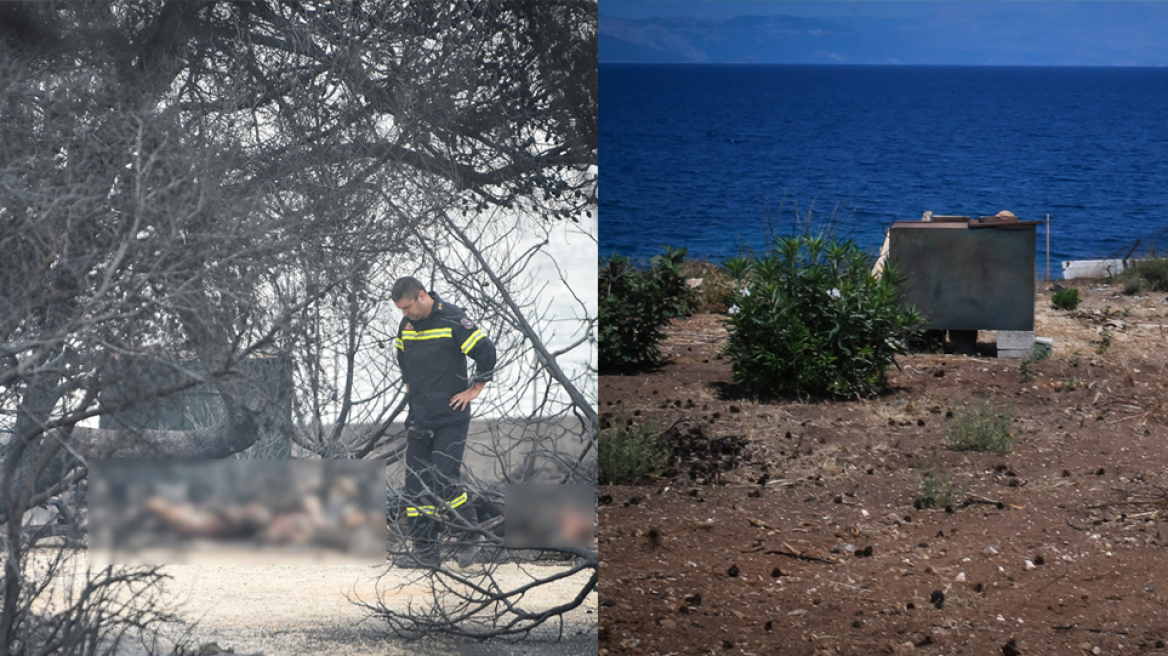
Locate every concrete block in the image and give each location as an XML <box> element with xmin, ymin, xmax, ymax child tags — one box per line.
<box><xmin>997</xmin><ymin>331</ymin><xmax>1035</xmax><ymax>351</ymax></box>
<box><xmin>1034</xmin><ymin>337</ymin><xmax>1054</xmax><ymax>358</ymax></box>
<box><xmin>998</xmin><ymin>334</ymin><xmax>1052</xmax><ymax>359</ymax></box>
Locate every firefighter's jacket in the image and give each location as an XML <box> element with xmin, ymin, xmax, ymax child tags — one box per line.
<box><xmin>395</xmin><ymin>293</ymin><xmax>496</xmax><ymax>429</ymax></box>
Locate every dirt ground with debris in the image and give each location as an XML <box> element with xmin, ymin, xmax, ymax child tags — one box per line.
<box><xmin>599</xmin><ymin>280</ymin><xmax>1168</xmax><ymax>656</ymax></box>
<box><xmin>35</xmin><ymin>551</ymin><xmax>597</xmax><ymax>656</ymax></box>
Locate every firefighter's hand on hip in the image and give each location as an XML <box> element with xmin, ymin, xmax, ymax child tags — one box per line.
<box><xmin>449</xmin><ymin>382</ymin><xmax>486</xmax><ymax>412</ymax></box>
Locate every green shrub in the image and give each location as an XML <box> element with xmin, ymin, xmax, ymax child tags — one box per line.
<box><xmin>1019</xmin><ymin>360</ymin><xmax>1034</xmax><ymax>384</ymax></box>
<box><xmin>914</xmin><ymin>452</ymin><xmax>966</xmax><ymax>509</ymax></box>
<box><xmin>721</xmin><ymin>255</ymin><xmax>753</xmax><ymax>282</ymax></box>
<box><xmin>945</xmin><ymin>400</ymin><xmax>1014</xmax><ymax>455</ymax></box>
<box><xmin>1051</xmin><ymin>287</ymin><xmax>1081</xmax><ymax>310</ymax></box>
<box><xmin>599</xmin><ymin>246</ymin><xmax>696</xmax><ymax>371</ymax></box>
<box><xmin>1095</xmin><ymin>328</ymin><xmax>1113</xmax><ymax>355</ymax></box>
<box><xmin>598</xmin><ymin>413</ymin><xmax>669</xmax><ymax>485</ymax></box>
<box><xmin>1120</xmin><ymin>256</ymin><xmax>1168</xmax><ymax>293</ymax></box>
<box><xmin>721</xmin><ymin>235</ymin><xmax>922</xmax><ymax>397</ymax></box>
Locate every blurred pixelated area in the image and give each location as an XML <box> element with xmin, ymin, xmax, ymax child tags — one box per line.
<box><xmin>88</xmin><ymin>459</ymin><xmax>387</xmax><ymax>564</ymax></box>
<box><xmin>504</xmin><ymin>484</ymin><xmax>594</xmax><ymax>550</ymax></box>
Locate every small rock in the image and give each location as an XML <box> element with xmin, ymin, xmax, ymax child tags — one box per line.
<box><xmin>1002</xmin><ymin>638</ymin><xmax>1021</xmax><ymax>656</ymax></box>
<box><xmin>1025</xmin><ymin>560</ymin><xmax>1036</xmax><ymax>571</ymax></box>
<box><xmin>832</xmin><ymin>543</ymin><xmax>856</xmax><ymax>554</ymax></box>
<box><xmin>1093</xmin><ymin>647</ymin><xmax>1101</xmax><ymax>656</ymax></box>
<box><xmin>727</xmin><ymin>564</ymin><xmax>739</xmax><ymax>577</ymax></box>
<box><xmin>930</xmin><ymin>590</ymin><xmax>945</xmax><ymax>609</ymax></box>
<box><xmin>789</xmin><ymin>608</ymin><xmax>808</xmax><ymax>616</ymax></box>
<box><xmin>659</xmin><ymin>619</ymin><xmax>677</xmax><ymax>630</ymax></box>
<box><xmin>856</xmin><ymin>545</ymin><xmax>873</xmax><ymax>558</ymax></box>
<box><xmin>955</xmin><ymin>572</ymin><xmax>966</xmax><ymax>582</ymax></box>
<box><xmin>984</xmin><ymin>546</ymin><xmax>999</xmax><ymax>557</ymax></box>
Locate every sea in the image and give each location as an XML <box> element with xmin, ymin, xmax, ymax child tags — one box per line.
<box><xmin>600</xmin><ymin>64</ymin><xmax>1168</xmax><ymax>277</ymax></box>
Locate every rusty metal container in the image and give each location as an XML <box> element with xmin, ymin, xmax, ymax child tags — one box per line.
<box><xmin>889</xmin><ymin>219</ymin><xmax>1038</xmax><ymax>332</ymax></box>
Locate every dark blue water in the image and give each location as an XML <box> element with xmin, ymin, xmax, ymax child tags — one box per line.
<box><xmin>600</xmin><ymin>65</ymin><xmax>1168</xmax><ymax>276</ymax></box>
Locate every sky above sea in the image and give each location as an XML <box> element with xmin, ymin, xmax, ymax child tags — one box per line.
<box><xmin>599</xmin><ymin>1</ymin><xmax>1168</xmax><ymax>66</ymax></box>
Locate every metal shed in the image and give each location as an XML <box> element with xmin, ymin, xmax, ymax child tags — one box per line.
<box><xmin>889</xmin><ymin>217</ymin><xmax>1039</xmax><ymax>333</ymax></box>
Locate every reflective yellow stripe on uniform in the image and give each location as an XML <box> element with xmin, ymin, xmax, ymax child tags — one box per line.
<box><xmin>395</xmin><ymin>338</ymin><xmax>404</xmax><ymax>350</ymax></box>
<box><xmin>406</xmin><ymin>492</ymin><xmax>467</xmax><ymax>518</ymax></box>
<box><xmin>460</xmin><ymin>329</ymin><xmax>484</xmax><ymax>354</ymax></box>
<box><xmin>402</xmin><ymin>328</ymin><xmax>453</xmax><ymax>341</ymax></box>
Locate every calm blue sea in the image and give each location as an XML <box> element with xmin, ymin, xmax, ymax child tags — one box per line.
<box><xmin>600</xmin><ymin>65</ymin><xmax>1168</xmax><ymax>277</ymax></box>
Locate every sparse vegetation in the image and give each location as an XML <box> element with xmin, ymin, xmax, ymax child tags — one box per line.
<box><xmin>599</xmin><ymin>411</ymin><xmax>670</xmax><ymax>485</ymax></box>
<box><xmin>680</xmin><ymin>258</ymin><xmax>735</xmax><ymax>313</ymax></box>
<box><xmin>914</xmin><ymin>452</ymin><xmax>967</xmax><ymax>509</ymax></box>
<box><xmin>1096</xmin><ymin>328</ymin><xmax>1113</xmax><ymax>355</ymax></box>
<box><xmin>1019</xmin><ymin>360</ymin><xmax>1035</xmax><ymax>383</ymax></box>
<box><xmin>945</xmin><ymin>400</ymin><xmax>1015</xmax><ymax>455</ymax></box>
<box><xmin>1028</xmin><ymin>341</ymin><xmax>1051</xmax><ymax>362</ymax></box>
<box><xmin>1119</xmin><ymin>256</ymin><xmax>1168</xmax><ymax>293</ymax></box>
<box><xmin>1052</xmin><ymin>287</ymin><xmax>1081</xmax><ymax>310</ymax></box>
<box><xmin>722</xmin><ymin>235</ymin><xmax>922</xmax><ymax>398</ymax></box>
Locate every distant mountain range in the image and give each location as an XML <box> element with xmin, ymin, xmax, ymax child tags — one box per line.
<box><xmin>599</xmin><ymin>4</ymin><xmax>1168</xmax><ymax>66</ymax></box>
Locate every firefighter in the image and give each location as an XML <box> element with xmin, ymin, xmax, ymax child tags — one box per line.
<box><xmin>391</xmin><ymin>276</ymin><xmax>496</xmax><ymax>568</ymax></box>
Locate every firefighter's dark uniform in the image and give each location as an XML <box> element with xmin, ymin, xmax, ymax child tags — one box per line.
<box><xmin>395</xmin><ymin>293</ymin><xmax>496</xmax><ymax>559</ymax></box>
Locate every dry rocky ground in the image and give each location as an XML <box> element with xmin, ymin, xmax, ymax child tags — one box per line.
<box><xmin>600</xmin><ymin>280</ymin><xmax>1168</xmax><ymax>656</ymax></box>
<box><xmin>34</xmin><ymin>550</ymin><xmax>597</xmax><ymax>656</ymax></box>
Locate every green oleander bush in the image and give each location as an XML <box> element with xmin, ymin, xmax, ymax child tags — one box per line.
<box><xmin>721</xmin><ymin>235</ymin><xmax>922</xmax><ymax>398</ymax></box>
<box><xmin>599</xmin><ymin>246</ymin><xmax>696</xmax><ymax>372</ymax></box>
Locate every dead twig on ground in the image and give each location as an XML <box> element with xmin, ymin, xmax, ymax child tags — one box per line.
<box><xmin>764</xmin><ymin>541</ymin><xmax>834</xmax><ymax>564</ymax></box>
